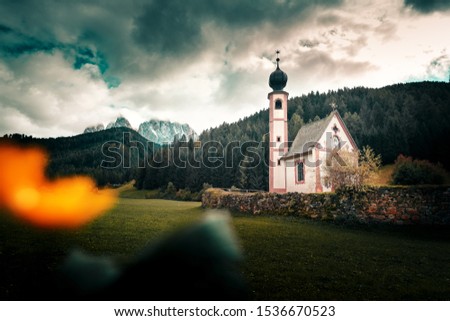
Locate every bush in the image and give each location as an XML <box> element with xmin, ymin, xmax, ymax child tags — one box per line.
<box><xmin>163</xmin><ymin>182</ymin><xmax>177</xmax><ymax>199</ymax></box>
<box><xmin>176</xmin><ymin>188</ymin><xmax>192</xmax><ymax>201</ymax></box>
<box><xmin>392</xmin><ymin>155</ymin><xmax>446</xmax><ymax>185</ymax></box>
<box><xmin>324</xmin><ymin>146</ymin><xmax>382</xmax><ymax>191</ymax></box>
<box><xmin>192</xmin><ymin>183</ymin><xmax>213</xmax><ymax>201</ymax></box>
<box><xmin>160</xmin><ymin>182</ymin><xmax>212</xmax><ymax>202</ymax></box>
<box><xmin>144</xmin><ymin>190</ymin><xmax>159</xmax><ymax>199</ymax></box>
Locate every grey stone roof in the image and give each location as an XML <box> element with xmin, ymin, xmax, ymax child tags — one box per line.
<box><xmin>283</xmin><ymin>112</ymin><xmax>335</xmax><ymax>158</ymax></box>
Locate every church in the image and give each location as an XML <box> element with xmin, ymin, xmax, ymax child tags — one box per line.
<box><xmin>268</xmin><ymin>53</ymin><xmax>358</xmax><ymax>193</ymax></box>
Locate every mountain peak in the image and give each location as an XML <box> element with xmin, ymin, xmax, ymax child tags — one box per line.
<box><xmin>83</xmin><ymin>123</ymin><xmax>105</xmax><ymax>134</ymax></box>
<box><xmin>138</xmin><ymin>120</ymin><xmax>197</xmax><ymax>144</ymax></box>
<box><xmin>106</xmin><ymin>117</ymin><xmax>132</xmax><ymax>130</ymax></box>
<box><xmin>83</xmin><ymin>117</ymin><xmax>197</xmax><ymax>144</ymax></box>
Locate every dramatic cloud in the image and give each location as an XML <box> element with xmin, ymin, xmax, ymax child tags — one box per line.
<box><xmin>0</xmin><ymin>52</ymin><xmax>117</xmax><ymax>136</ymax></box>
<box><xmin>424</xmin><ymin>52</ymin><xmax>450</xmax><ymax>80</ymax></box>
<box><xmin>0</xmin><ymin>0</ymin><xmax>449</xmax><ymax>137</ymax></box>
<box><xmin>405</xmin><ymin>0</ymin><xmax>450</xmax><ymax>13</ymax></box>
<box><xmin>133</xmin><ymin>0</ymin><xmax>342</xmax><ymax>56</ymax></box>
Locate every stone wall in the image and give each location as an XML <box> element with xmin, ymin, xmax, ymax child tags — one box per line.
<box><xmin>202</xmin><ymin>187</ymin><xmax>450</xmax><ymax>225</ymax></box>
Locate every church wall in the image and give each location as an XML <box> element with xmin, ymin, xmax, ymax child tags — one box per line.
<box><xmin>272</xmin><ymin>159</ymin><xmax>286</xmax><ymax>190</ymax></box>
<box><xmin>268</xmin><ymin>90</ymin><xmax>288</xmax><ymax>193</ymax></box>
<box><xmin>273</xmin><ymin>107</ymin><xmax>284</xmax><ymax>120</ymax></box>
<box><xmin>280</xmin><ymin>113</ymin><xmax>358</xmax><ymax>194</ymax></box>
<box><xmin>309</xmin><ymin>113</ymin><xmax>358</xmax><ymax>193</ymax></box>
<box><xmin>317</xmin><ymin>114</ymin><xmax>356</xmax><ymax>152</ymax></box>
<box><xmin>284</xmin><ymin>151</ymin><xmax>317</xmax><ymax>193</ymax></box>
<box><xmin>318</xmin><ymin>150</ymin><xmax>332</xmax><ymax>192</ymax></box>
<box><xmin>269</xmin><ymin>92</ymin><xmax>288</xmax><ymax>121</ymax></box>
<box><xmin>272</xmin><ymin>121</ymin><xmax>285</xmax><ymax>142</ymax></box>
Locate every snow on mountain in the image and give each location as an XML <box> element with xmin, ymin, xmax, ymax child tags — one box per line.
<box><xmin>138</xmin><ymin>120</ymin><xmax>197</xmax><ymax>144</ymax></box>
<box><xmin>83</xmin><ymin>123</ymin><xmax>105</xmax><ymax>134</ymax></box>
<box><xmin>106</xmin><ymin>117</ymin><xmax>132</xmax><ymax>130</ymax></box>
<box><xmin>83</xmin><ymin>117</ymin><xmax>197</xmax><ymax>144</ymax></box>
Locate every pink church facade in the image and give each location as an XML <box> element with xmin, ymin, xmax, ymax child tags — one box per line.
<box><xmin>268</xmin><ymin>54</ymin><xmax>358</xmax><ymax>194</ymax></box>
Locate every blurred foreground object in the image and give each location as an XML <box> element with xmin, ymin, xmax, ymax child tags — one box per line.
<box><xmin>62</xmin><ymin>213</ymin><xmax>248</xmax><ymax>300</ymax></box>
<box><xmin>0</xmin><ymin>143</ymin><xmax>117</xmax><ymax>228</ymax></box>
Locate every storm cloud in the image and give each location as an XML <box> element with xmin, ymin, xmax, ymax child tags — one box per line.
<box><xmin>133</xmin><ymin>0</ymin><xmax>342</xmax><ymax>56</ymax></box>
<box><xmin>405</xmin><ymin>0</ymin><xmax>450</xmax><ymax>13</ymax></box>
<box><xmin>0</xmin><ymin>0</ymin><xmax>449</xmax><ymax>137</ymax></box>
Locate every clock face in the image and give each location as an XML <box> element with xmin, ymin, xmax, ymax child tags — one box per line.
<box><xmin>333</xmin><ymin>136</ymin><xmax>340</xmax><ymax>149</ymax></box>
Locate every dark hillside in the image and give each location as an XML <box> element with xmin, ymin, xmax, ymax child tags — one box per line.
<box><xmin>1</xmin><ymin>127</ymin><xmax>152</xmax><ymax>186</ymax></box>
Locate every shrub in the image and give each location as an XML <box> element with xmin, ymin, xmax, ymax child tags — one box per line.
<box><xmin>202</xmin><ymin>182</ymin><xmax>213</xmax><ymax>190</ymax></box>
<box><xmin>323</xmin><ymin>146</ymin><xmax>382</xmax><ymax>191</ymax></box>
<box><xmin>176</xmin><ymin>188</ymin><xmax>192</xmax><ymax>201</ymax></box>
<box><xmin>162</xmin><ymin>182</ymin><xmax>213</xmax><ymax>202</ymax></box>
<box><xmin>144</xmin><ymin>190</ymin><xmax>159</xmax><ymax>199</ymax></box>
<box><xmin>163</xmin><ymin>182</ymin><xmax>177</xmax><ymax>199</ymax></box>
<box><xmin>392</xmin><ymin>155</ymin><xmax>446</xmax><ymax>185</ymax></box>
<box><xmin>192</xmin><ymin>183</ymin><xmax>213</xmax><ymax>201</ymax></box>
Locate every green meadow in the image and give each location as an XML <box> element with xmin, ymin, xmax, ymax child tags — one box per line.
<box><xmin>1</xmin><ymin>194</ymin><xmax>449</xmax><ymax>300</ymax></box>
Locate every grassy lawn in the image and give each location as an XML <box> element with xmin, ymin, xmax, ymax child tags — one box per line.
<box><xmin>1</xmin><ymin>197</ymin><xmax>449</xmax><ymax>300</ymax></box>
<box><xmin>234</xmin><ymin>214</ymin><xmax>450</xmax><ymax>300</ymax></box>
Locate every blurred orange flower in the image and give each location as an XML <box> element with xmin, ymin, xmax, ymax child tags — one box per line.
<box><xmin>0</xmin><ymin>143</ymin><xmax>117</xmax><ymax>228</ymax></box>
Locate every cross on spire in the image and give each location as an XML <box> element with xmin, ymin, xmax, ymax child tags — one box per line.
<box><xmin>330</xmin><ymin>101</ymin><xmax>338</xmax><ymax>111</ymax></box>
<box><xmin>276</xmin><ymin>50</ymin><xmax>280</xmax><ymax>68</ymax></box>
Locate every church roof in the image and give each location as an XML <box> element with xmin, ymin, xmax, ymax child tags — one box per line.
<box><xmin>283</xmin><ymin>110</ymin><xmax>358</xmax><ymax>158</ymax></box>
<box><xmin>283</xmin><ymin>112</ymin><xmax>336</xmax><ymax>158</ymax></box>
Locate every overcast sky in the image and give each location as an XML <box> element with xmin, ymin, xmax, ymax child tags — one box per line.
<box><xmin>1</xmin><ymin>0</ymin><xmax>449</xmax><ymax>137</ymax></box>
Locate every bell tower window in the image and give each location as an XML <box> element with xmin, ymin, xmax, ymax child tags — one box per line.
<box><xmin>275</xmin><ymin>99</ymin><xmax>282</xmax><ymax>109</ymax></box>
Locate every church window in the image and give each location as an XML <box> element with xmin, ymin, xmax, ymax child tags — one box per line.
<box><xmin>275</xmin><ymin>99</ymin><xmax>282</xmax><ymax>109</ymax></box>
<box><xmin>276</xmin><ymin>136</ymin><xmax>281</xmax><ymax>142</ymax></box>
<box><xmin>332</xmin><ymin>136</ymin><xmax>340</xmax><ymax>149</ymax></box>
<box><xmin>332</xmin><ymin>124</ymin><xmax>339</xmax><ymax>134</ymax></box>
<box><xmin>296</xmin><ymin>162</ymin><xmax>305</xmax><ymax>183</ymax></box>
<box><xmin>277</xmin><ymin>159</ymin><xmax>281</xmax><ymax>166</ymax></box>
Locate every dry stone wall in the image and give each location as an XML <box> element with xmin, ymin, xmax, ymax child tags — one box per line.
<box><xmin>202</xmin><ymin>187</ymin><xmax>450</xmax><ymax>225</ymax></box>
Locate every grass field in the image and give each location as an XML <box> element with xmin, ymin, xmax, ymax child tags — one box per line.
<box><xmin>1</xmin><ymin>196</ymin><xmax>449</xmax><ymax>300</ymax></box>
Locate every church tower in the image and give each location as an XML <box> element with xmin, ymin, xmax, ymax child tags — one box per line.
<box><xmin>268</xmin><ymin>51</ymin><xmax>288</xmax><ymax>193</ymax></box>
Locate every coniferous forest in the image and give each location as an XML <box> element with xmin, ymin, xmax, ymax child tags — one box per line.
<box><xmin>2</xmin><ymin>81</ymin><xmax>450</xmax><ymax>192</ymax></box>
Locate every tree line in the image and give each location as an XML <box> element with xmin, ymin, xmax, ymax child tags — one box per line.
<box><xmin>136</xmin><ymin>81</ymin><xmax>450</xmax><ymax>191</ymax></box>
<box><xmin>3</xmin><ymin>81</ymin><xmax>449</xmax><ymax>191</ymax></box>
<box><xmin>1</xmin><ymin>128</ymin><xmax>151</xmax><ymax>187</ymax></box>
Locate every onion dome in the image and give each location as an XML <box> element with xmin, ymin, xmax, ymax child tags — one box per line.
<box><xmin>269</xmin><ymin>51</ymin><xmax>288</xmax><ymax>91</ymax></box>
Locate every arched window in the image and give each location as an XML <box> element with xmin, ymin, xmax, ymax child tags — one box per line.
<box><xmin>275</xmin><ymin>99</ymin><xmax>282</xmax><ymax>109</ymax></box>
<box><xmin>296</xmin><ymin>162</ymin><xmax>305</xmax><ymax>183</ymax></box>
<box><xmin>332</xmin><ymin>136</ymin><xmax>340</xmax><ymax>150</ymax></box>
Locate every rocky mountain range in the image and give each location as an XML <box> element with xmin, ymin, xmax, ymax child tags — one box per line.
<box><xmin>138</xmin><ymin>120</ymin><xmax>197</xmax><ymax>144</ymax></box>
<box><xmin>106</xmin><ymin>117</ymin><xmax>132</xmax><ymax>130</ymax></box>
<box><xmin>83</xmin><ymin>123</ymin><xmax>105</xmax><ymax>133</ymax></box>
<box><xmin>84</xmin><ymin>116</ymin><xmax>197</xmax><ymax>144</ymax></box>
